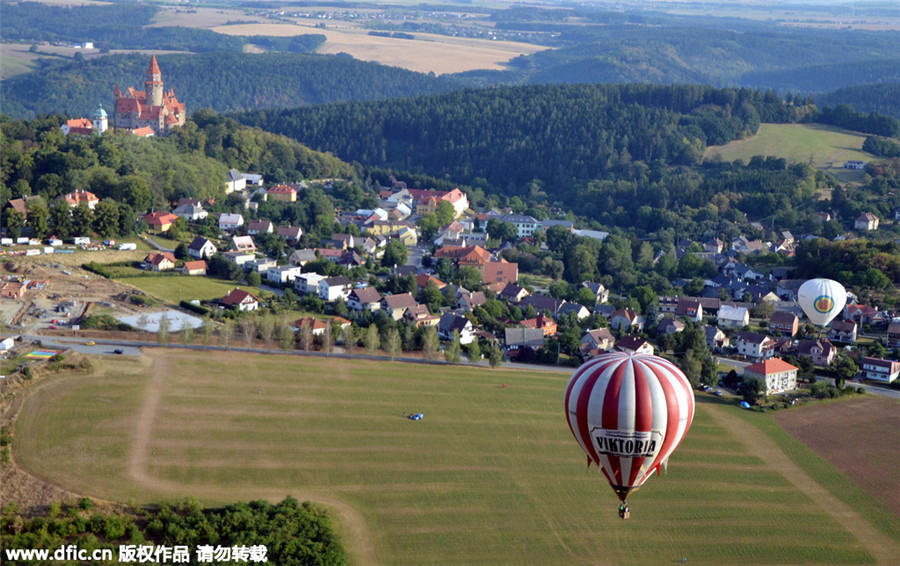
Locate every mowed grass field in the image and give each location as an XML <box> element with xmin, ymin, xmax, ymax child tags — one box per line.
<box><xmin>705</xmin><ymin>123</ymin><xmax>877</xmax><ymax>182</ymax></box>
<box><xmin>14</xmin><ymin>350</ymin><xmax>900</xmax><ymax>565</ymax></box>
<box><xmin>115</xmin><ymin>275</ymin><xmax>262</xmax><ymax>304</ymax></box>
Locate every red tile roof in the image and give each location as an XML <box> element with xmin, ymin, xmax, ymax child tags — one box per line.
<box><xmin>744</xmin><ymin>358</ymin><xmax>798</xmax><ymax>375</ymax></box>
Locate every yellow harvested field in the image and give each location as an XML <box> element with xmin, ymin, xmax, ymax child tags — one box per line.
<box><xmin>214</xmin><ymin>23</ymin><xmax>549</xmax><ymax>75</ymax></box>
<box><xmin>149</xmin><ymin>7</ymin><xmax>271</xmax><ymax>29</ymax></box>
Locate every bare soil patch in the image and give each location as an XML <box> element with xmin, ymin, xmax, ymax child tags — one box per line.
<box><xmin>774</xmin><ymin>397</ymin><xmax>900</xmax><ymax>517</ymax></box>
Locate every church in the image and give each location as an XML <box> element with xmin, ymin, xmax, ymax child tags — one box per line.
<box><xmin>114</xmin><ymin>55</ymin><xmax>186</xmax><ymax>136</ymax></box>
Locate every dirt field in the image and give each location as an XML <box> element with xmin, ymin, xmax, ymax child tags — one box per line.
<box><xmin>213</xmin><ymin>22</ymin><xmax>549</xmax><ymax>75</ymax></box>
<box><xmin>775</xmin><ymin>396</ymin><xmax>900</xmax><ymax>517</ymax></box>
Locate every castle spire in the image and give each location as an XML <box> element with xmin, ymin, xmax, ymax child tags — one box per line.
<box><xmin>147</xmin><ymin>54</ymin><xmax>161</xmax><ymax>75</ymax></box>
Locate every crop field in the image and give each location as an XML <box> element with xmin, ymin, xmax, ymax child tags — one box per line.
<box><xmin>705</xmin><ymin>123</ymin><xmax>875</xmax><ymax>182</ymax></box>
<box><xmin>12</xmin><ymin>350</ymin><xmax>900</xmax><ymax>565</ymax></box>
<box><xmin>213</xmin><ymin>23</ymin><xmax>548</xmax><ymax>75</ymax></box>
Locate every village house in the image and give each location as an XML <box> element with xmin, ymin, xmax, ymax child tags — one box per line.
<box><xmin>844</xmin><ymin>304</ymin><xmax>883</xmax><ymax>327</ymax></box>
<box><xmin>247</xmin><ymin>220</ymin><xmax>273</xmax><ymax>235</ymax></box>
<box><xmin>433</xmin><ymin>245</ymin><xmax>492</xmax><ymax>268</ymax></box>
<box><xmin>658</xmin><ymin>318</ymin><xmax>686</xmax><ymax>335</ymax></box>
<box><xmin>382</xmin><ymin>293</ymin><xmax>418</xmax><ymax>320</ymax></box>
<box><xmin>743</xmin><ymin>358</ymin><xmax>798</xmax><ymax>395</ymax></box>
<box><xmin>886</xmin><ymin>323</ymin><xmax>900</xmax><ymax>349</ymax></box>
<box><xmin>232</xmin><ymin>235</ymin><xmax>256</xmax><ymax>253</ymax></box>
<box><xmin>438</xmin><ymin>313</ymin><xmax>476</xmax><ymax>344</ymax></box>
<box><xmin>61</xmin><ymin>190</ymin><xmax>99</xmax><ymax>210</ymax></box>
<box><xmin>860</xmin><ymin>357</ymin><xmax>900</xmax><ymax>383</ymax></box>
<box><xmin>559</xmin><ymin>302</ymin><xmax>591</xmax><ymax>320</ymax></box>
<box><xmin>267</xmin><ymin>184</ymin><xmax>298</xmax><ymax>202</ymax></box>
<box><xmin>318</xmin><ymin>276</ymin><xmax>352</xmax><ymax>302</ymax></box>
<box><xmin>220</xmin><ymin>288</ymin><xmax>259</xmax><ymax>311</ymax></box>
<box><xmin>294</xmin><ymin>273</ymin><xmax>326</xmax><ymax>296</ymax></box>
<box><xmin>415</xmin><ymin>274</ymin><xmax>447</xmax><ymax>293</ymax></box>
<box><xmin>581</xmin><ymin>328</ymin><xmax>615</xmax><ymax>353</ymax></box>
<box><xmin>405</xmin><ymin>304</ymin><xmax>440</xmax><ymax>327</ymax></box>
<box><xmin>615</xmin><ymin>336</ymin><xmax>654</xmax><ymax>355</ymax></box>
<box><xmin>768</xmin><ymin>311</ymin><xmax>799</xmax><ymax>337</ymax></box>
<box><xmin>172</xmin><ymin>202</ymin><xmax>207</xmax><ymax>221</ymax></box>
<box><xmin>582</xmin><ymin>282</ymin><xmax>609</xmax><ymax>304</ymax></box>
<box><xmin>266</xmin><ymin>265</ymin><xmax>302</xmax><ymax>284</ymax></box>
<box><xmin>609</xmin><ymin>309</ymin><xmax>645</xmax><ymax>332</ymax></box>
<box><xmin>704</xmin><ymin>326</ymin><xmax>730</xmax><ymax>351</ymax></box>
<box><xmin>289</xmin><ymin>249</ymin><xmax>318</xmax><ymax>267</ymax></box>
<box><xmin>142</xmin><ymin>252</ymin><xmax>175</xmax><ymax>272</ymax></box>
<box><xmin>735</xmin><ymin>332</ymin><xmax>776</xmax><ymax>360</ymax></box>
<box><xmin>520</xmin><ymin>295</ymin><xmax>566</xmax><ymax>318</ymax></box>
<box><xmin>457</xmin><ymin>290</ymin><xmax>487</xmax><ymax>311</ymax></box>
<box><xmin>218</xmin><ymin>213</ymin><xmax>244</xmax><ymax>231</ymax></box>
<box><xmin>188</xmin><ymin>236</ymin><xmax>217</xmax><ymax>259</ymax></box>
<box><xmin>347</xmin><ymin>287</ymin><xmax>382</xmax><ymax>312</ymax></box>
<box><xmin>504</xmin><ymin>327</ymin><xmax>545</xmax><ymax>356</ymax></box>
<box><xmin>222</xmin><ymin>251</ymin><xmax>255</xmax><ymax>267</ymax></box>
<box><xmin>854</xmin><ymin>212</ymin><xmax>879</xmax><ymax>231</ymax></box>
<box><xmin>180</xmin><ymin>260</ymin><xmax>207</xmax><ymax>276</ymax></box>
<box><xmin>142</xmin><ymin>211</ymin><xmax>179</xmax><ymax>232</ymax></box>
<box><xmin>250</xmin><ymin>258</ymin><xmax>277</xmax><ymax>273</ymax></box>
<box><xmin>796</xmin><ymin>338</ymin><xmax>836</xmax><ymax>366</ymax></box>
<box><xmin>292</xmin><ymin>317</ymin><xmax>328</xmax><ymax>337</ymax></box>
<box><xmin>717</xmin><ymin>305</ymin><xmax>750</xmax><ymax>329</ymax></box>
<box><xmin>828</xmin><ymin>319</ymin><xmax>858</xmax><ymax>343</ymax></box>
<box><xmin>499</xmin><ymin>213</ymin><xmax>540</xmax><ymax>238</ymax></box>
<box><xmin>499</xmin><ymin>284</ymin><xmax>529</xmax><ymax>303</ymax></box>
<box><xmin>483</xmin><ymin>261</ymin><xmax>518</xmax><ymax>287</ymax></box>
<box><xmin>277</xmin><ymin>226</ymin><xmax>303</xmax><ymax>241</ymax></box>
<box><xmin>675</xmin><ymin>299</ymin><xmax>703</xmax><ymax>322</ymax></box>
<box><xmin>520</xmin><ymin>314</ymin><xmax>558</xmax><ymax>337</ymax></box>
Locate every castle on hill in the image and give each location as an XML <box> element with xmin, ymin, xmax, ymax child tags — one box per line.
<box><xmin>114</xmin><ymin>55</ymin><xmax>185</xmax><ymax>136</ymax></box>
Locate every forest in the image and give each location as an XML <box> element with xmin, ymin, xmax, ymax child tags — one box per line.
<box><xmin>0</xmin><ymin>52</ymin><xmax>459</xmax><ymax>120</ymax></box>
<box><xmin>234</xmin><ymin>83</ymin><xmax>811</xmax><ymax>210</ymax></box>
<box><xmin>0</xmin><ymin>497</ymin><xmax>347</xmax><ymax>566</ymax></box>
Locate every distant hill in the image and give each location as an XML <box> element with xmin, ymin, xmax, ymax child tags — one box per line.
<box><xmin>816</xmin><ymin>83</ymin><xmax>900</xmax><ymax>121</ymax></box>
<box><xmin>0</xmin><ymin>52</ymin><xmax>462</xmax><ymax>120</ymax></box>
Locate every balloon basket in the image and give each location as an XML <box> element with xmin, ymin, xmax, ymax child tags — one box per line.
<box><xmin>618</xmin><ymin>502</ymin><xmax>630</xmax><ymax>520</ymax></box>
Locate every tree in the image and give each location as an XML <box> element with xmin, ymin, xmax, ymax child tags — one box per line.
<box><xmin>436</xmin><ymin>200</ymin><xmax>456</xmax><ymax>226</ymax></box>
<box><xmin>381</xmin><ymin>239</ymin><xmax>408</xmax><ymax>267</ymax></box>
<box><xmin>422</xmin><ymin>326</ymin><xmax>439</xmax><ymax>361</ymax></box>
<box><xmin>259</xmin><ymin>313</ymin><xmax>275</xmax><ymax>350</ymax></box>
<box><xmin>751</xmin><ymin>301</ymin><xmax>775</xmax><ymax>320</ymax></box>
<box><xmin>341</xmin><ymin>324</ymin><xmax>355</xmax><ymax>356</ymax></box>
<box><xmin>5</xmin><ymin>209</ymin><xmax>25</xmax><ymax>240</ymax></box>
<box><xmin>741</xmin><ymin>376</ymin><xmax>766</xmax><ymax>404</ymax></box>
<box><xmin>200</xmin><ymin>318</ymin><xmax>213</xmax><ymax>345</ymax></box>
<box><xmin>444</xmin><ymin>330</ymin><xmax>462</xmax><ymax>363</ymax></box>
<box><xmin>174</xmin><ymin>242</ymin><xmax>190</xmax><ymax>260</ymax></box>
<box><xmin>277</xmin><ymin>316</ymin><xmax>295</xmax><ymax>351</ymax></box>
<box><xmin>157</xmin><ymin>314</ymin><xmax>170</xmax><ymax>346</ymax></box>
<box><xmin>467</xmin><ymin>339</ymin><xmax>481</xmax><ymax>364</ymax></box>
<box><xmin>26</xmin><ymin>199</ymin><xmax>49</xmax><ymax>238</ymax></box>
<box><xmin>92</xmin><ymin>199</ymin><xmax>120</xmax><ymax>238</ymax></box>
<box><xmin>299</xmin><ymin>321</ymin><xmax>313</xmax><ymax>351</ymax></box>
<box><xmin>385</xmin><ymin>328</ymin><xmax>401</xmax><ymax>360</ymax></box>
<box><xmin>833</xmin><ymin>354</ymin><xmax>859</xmax><ymax>389</ymax></box>
<box><xmin>71</xmin><ymin>203</ymin><xmax>93</xmax><ymax>236</ymax></box>
<box><xmin>179</xmin><ymin>323</ymin><xmax>195</xmax><ymax>346</ymax></box>
<box><xmin>220</xmin><ymin>319</ymin><xmax>235</xmax><ymax>349</ymax></box>
<box><xmin>247</xmin><ymin>270</ymin><xmax>262</xmax><ymax>287</ymax></box>
<box><xmin>321</xmin><ymin>322</ymin><xmax>333</xmax><ymax>354</ymax></box>
<box><xmin>420</xmin><ymin>281</ymin><xmax>443</xmax><ymax>313</ymax></box>
<box><xmin>365</xmin><ymin>324</ymin><xmax>379</xmax><ymax>353</ymax></box>
<box><xmin>50</xmin><ymin>199</ymin><xmax>73</xmax><ymax>239</ymax></box>
<box><xmin>489</xmin><ymin>341</ymin><xmax>503</xmax><ymax>368</ymax></box>
<box><xmin>240</xmin><ymin>315</ymin><xmax>256</xmax><ymax>348</ymax></box>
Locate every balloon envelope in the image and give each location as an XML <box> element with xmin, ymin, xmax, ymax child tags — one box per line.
<box><xmin>565</xmin><ymin>352</ymin><xmax>694</xmax><ymax>502</ymax></box>
<box><xmin>798</xmin><ymin>278</ymin><xmax>847</xmax><ymax>327</ymax></box>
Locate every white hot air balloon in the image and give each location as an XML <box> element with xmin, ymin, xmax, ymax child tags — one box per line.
<box><xmin>797</xmin><ymin>278</ymin><xmax>847</xmax><ymax>328</ymax></box>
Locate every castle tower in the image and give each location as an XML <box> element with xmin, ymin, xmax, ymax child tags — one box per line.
<box><xmin>145</xmin><ymin>55</ymin><xmax>164</xmax><ymax>107</ymax></box>
<box><xmin>91</xmin><ymin>103</ymin><xmax>108</xmax><ymax>134</ymax></box>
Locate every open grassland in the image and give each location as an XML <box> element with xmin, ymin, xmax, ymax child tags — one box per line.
<box><xmin>705</xmin><ymin>123</ymin><xmax>876</xmax><ymax>182</ymax></box>
<box><xmin>213</xmin><ymin>23</ymin><xmax>548</xmax><ymax>75</ymax></box>
<box><xmin>12</xmin><ymin>350</ymin><xmax>900</xmax><ymax>565</ymax></box>
<box><xmin>115</xmin><ymin>275</ymin><xmax>262</xmax><ymax>304</ymax></box>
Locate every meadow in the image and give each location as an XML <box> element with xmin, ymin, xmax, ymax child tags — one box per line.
<box><xmin>114</xmin><ymin>275</ymin><xmax>264</xmax><ymax>304</ymax></box>
<box><xmin>705</xmin><ymin>123</ymin><xmax>875</xmax><ymax>182</ymax></box>
<box><xmin>12</xmin><ymin>350</ymin><xmax>900</xmax><ymax>565</ymax></box>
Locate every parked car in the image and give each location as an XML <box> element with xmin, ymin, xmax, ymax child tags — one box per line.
<box><xmin>113</xmin><ymin>349</ymin><xmax>124</xmax><ymax>355</ymax></box>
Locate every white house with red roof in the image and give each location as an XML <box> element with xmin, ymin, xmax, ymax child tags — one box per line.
<box><xmin>143</xmin><ymin>211</ymin><xmax>179</xmax><ymax>232</ymax></box>
<box><xmin>743</xmin><ymin>358</ymin><xmax>798</xmax><ymax>394</ymax></box>
<box><xmin>221</xmin><ymin>288</ymin><xmax>259</xmax><ymax>311</ymax></box>
<box><xmin>60</xmin><ymin>190</ymin><xmax>99</xmax><ymax>210</ymax></box>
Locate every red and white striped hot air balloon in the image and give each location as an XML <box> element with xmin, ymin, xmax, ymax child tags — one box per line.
<box><xmin>565</xmin><ymin>351</ymin><xmax>695</xmax><ymax>511</ymax></box>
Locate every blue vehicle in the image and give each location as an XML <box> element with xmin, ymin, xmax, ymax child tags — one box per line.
<box><xmin>408</xmin><ymin>413</ymin><xmax>424</xmax><ymax>421</ymax></box>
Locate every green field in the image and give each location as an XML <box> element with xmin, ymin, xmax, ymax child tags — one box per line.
<box><xmin>705</xmin><ymin>123</ymin><xmax>876</xmax><ymax>181</ymax></box>
<box><xmin>116</xmin><ymin>275</ymin><xmax>264</xmax><ymax>304</ymax></box>
<box><xmin>13</xmin><ymin>351</ymin><xmax>900</xmax><ymax>565</ymax></box>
